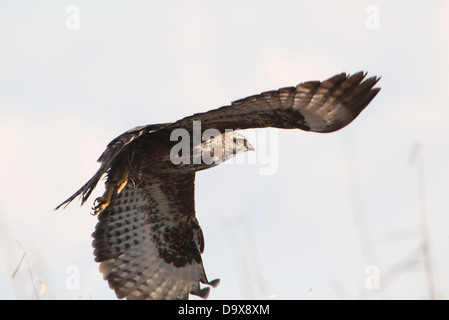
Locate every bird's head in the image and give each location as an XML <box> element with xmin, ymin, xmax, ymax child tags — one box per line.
<box><xmin>200</xmin><ymin>131</ymin><xmax>254</xmax><ymax>166</ymax></box>
<box><xmin>224</xmin><ymin>131</ymin><xmax>255</xmax><ymax>158</ymax></box>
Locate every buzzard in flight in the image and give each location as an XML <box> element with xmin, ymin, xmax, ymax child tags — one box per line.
<box><xmin>56</xmin><ymin>71</ymin><xmax>380</xmax><ymax>299</ymax></box>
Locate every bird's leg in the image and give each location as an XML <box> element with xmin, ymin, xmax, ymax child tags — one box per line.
<box><xmin>92</xmin><ymin>167</ymin><xmax>129</xmax><ymax>215</ymax></box>
<box><xmin>116</xmin><ymin>167</ymin><xmax>129</xmax><ymax>194</ymax></box>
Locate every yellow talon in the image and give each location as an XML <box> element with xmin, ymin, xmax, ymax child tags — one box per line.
<box><xmin>91</xmin><ymin>167</ymin><xmax>129</xmax><ymax>216</ymax></box>
<box><xmin>91</xmin><ymin>181</ymin><xmax>114</xmax><ymax>215</ymax></box>
<box><xmin>92</xmin><ymin>196</ymin><xmax>110</xmax><ymax>215</ymax></box>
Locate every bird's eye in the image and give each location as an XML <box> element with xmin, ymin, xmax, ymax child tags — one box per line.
<box><xmin>233</xmin><ymin>137</ymin><xmax>243</xmax><ymax>145</ymax></box>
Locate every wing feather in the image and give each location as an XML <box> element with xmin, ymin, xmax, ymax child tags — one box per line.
<box><xmin>92</xmin><ymin>173</ymin><xmax>217</xmax><ymax>300</ymax></box>
<box><xmin>166</xmin><ymin>71</ymin><xmax>380</xmax><ymax>133</ymax></box>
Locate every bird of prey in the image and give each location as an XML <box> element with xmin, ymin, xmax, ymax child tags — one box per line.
<box><xmin>56</xmin><ymin>71</ymin><xmax>380</xmax><ymax>300</ymax></box>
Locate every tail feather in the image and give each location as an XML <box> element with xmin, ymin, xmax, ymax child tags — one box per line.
<box><xmin>55</xmin><ymin>171</ymin><xmax>104</xmax><ymax>210</ymax></box>
<box><xmin>56</xmin><ymin>123</ymin><xmax>172</xmax><ymax>211</ymax></box>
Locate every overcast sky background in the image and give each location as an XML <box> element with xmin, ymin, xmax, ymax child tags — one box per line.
<box><xmin>0</xmin><ymin>1</ymin><xmax>448</xmax><ymax>300</ymax></box>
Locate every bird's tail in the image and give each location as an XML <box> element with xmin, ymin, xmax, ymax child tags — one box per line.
<box><xmin>55</xmin><ymin>170</ymin><xmax>104</xmax><ymax>210</ymax></box>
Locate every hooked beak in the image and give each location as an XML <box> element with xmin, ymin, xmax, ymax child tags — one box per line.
<box><xmin>246</xmin><ymin>142</ymin><xmax>255</xmax><ymax>152</ymax></box>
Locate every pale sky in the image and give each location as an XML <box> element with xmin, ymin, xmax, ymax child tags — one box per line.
<box><xmin>0</xmin><ymin>1</ymin><xmax>448</xmax><ymax>299</ymax></box>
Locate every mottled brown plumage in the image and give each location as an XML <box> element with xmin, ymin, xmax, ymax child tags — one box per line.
<box><xmin>56</xmin><ymin>71</ymin><xmax>380</xmax><ymax>299</ymax></box>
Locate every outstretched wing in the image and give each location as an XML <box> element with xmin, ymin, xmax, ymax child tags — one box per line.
<box><xmin>92</xmin><ymin>173</ymin><xmax>219</xmax><ymax>300</ymax></box>
<box><xmin>55</xmin><ymin>123</ymin><xmax>172</xmax><ymax>210</ymax></box>
<box><xmin>167</xmin><ymin>71</ymin><xmax>380</xmax><ymax>133</ymax></box>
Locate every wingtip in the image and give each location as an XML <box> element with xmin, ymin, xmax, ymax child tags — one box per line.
<box><xmin>353</xmin><ymin>70</ymin><xmax>381</xmax><ymax>85</ymax></box>
<box><xmin>209</xmin><ymin>278</ymin><xmax>220</xmax><ymax>288</ymax></box>
<box><xmin>198</xmin><ymin>287</ymin><xmax>210</xmax><ymax>299</ymax></box>
<box><xmin>191</xmin><ymin>285</ymin><xmax>211</xmax><ymax>299</ymax></box>
<box><xmin>374</xmin><ymin>75</ymin><xmax>382</xmax><ymax>87</ymax></box>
